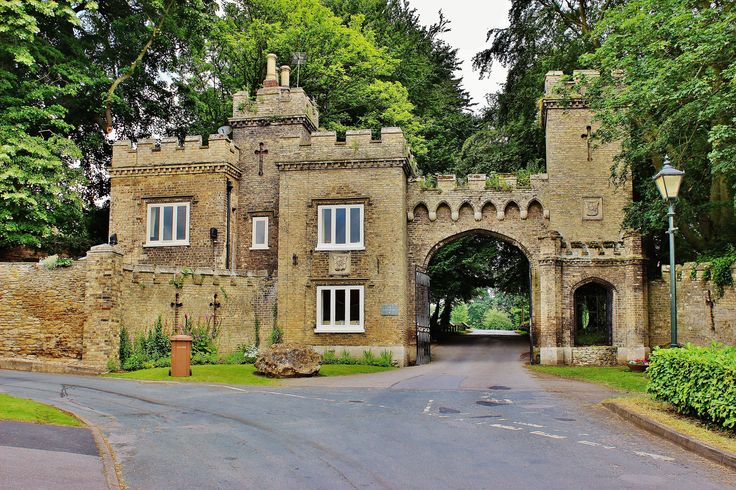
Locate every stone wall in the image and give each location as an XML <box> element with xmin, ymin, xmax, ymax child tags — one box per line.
<box><xmin>570</xmin><ymin>346</ymin><xmax>618</xmax><ymax>366</ymax></box>
<box><xmin>0</xmin><ymin>261</ymin><xmax>88</xmax><ymax>361</ymax></box>
<box><xmin>119</xmin><ymin>266</ymin><xmax>277</xmax><ymax>354</ymax></box>
<box><xmin>649</xmin><ymin>263</ymin><xmax>736</xmax><ymax>347</ymax></box>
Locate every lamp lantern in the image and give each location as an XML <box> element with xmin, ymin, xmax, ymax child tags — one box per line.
<box><xmin>652</xmin><ymin>157</ymin><xmax>685</xmax><ymax>201</ymax></box>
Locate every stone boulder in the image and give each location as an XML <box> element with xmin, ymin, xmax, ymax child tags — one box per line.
<box><xmin>255</xmin><ymin>343</ymin><xmax>321</xmax><ymax>378</ymax></box>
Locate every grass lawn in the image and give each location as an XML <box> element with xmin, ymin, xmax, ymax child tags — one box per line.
<box><xmin>528</xmin><ymin>365</ymin><xmax>648</xmax><ymax>393</ymax></box>
<box><xmin>0</xmin><ymin>393</ymin><xmax>82</xmax><ymax>427</ymax></box>
<box><xmin>105</xmin><ymin>363</ymin><xmax>394</xmax><ymax>385</ymax></box>
<box><xmin>607</xmin><ymin>396</ymin><xmax>736</xmax><ymax>455</ymax></box>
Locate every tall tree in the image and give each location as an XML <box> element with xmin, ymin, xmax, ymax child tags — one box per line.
<box><xmin>466</xmin><ymin>1</ymin><xmax>615</xmax><ymax>174</ymax></box>
<box><xmin>0</xmin><ymin>0</ymin><xmax>90</xmax><ymax>249</ymax></box>
<box><xmin>581</xmin><ymin>0</ymin><xmax>736</xmax><ymax>261</ymax></box>
<box><xmin>177</xmin><ymin>0</ymin><xmax>428</xmax><ymax>157</ymax></box>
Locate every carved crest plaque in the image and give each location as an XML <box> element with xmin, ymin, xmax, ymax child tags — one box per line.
<box><xmin>582</xmin><ymin>197</ymin><xmax>603</xmax><ymax>220</ymax></box>
<box><xmin>328</xmin><ymin>252</ymin><xmax>351</xmax><ymax>276</ymax></box>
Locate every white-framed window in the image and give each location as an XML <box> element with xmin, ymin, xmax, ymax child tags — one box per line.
<box><xmin>317</xmin><ymin>204</ymin><xmax>364</xmax><ymax>251</ymax></box>
<box><xmin>251</xmin><ymin>216</ymin><xmax>269</xmax><ymax>250</ymax></box>
<box><xmin>315</xmin><ymin>285</ymin><xmax>364</xmax><ymax>333</ymax></box>
<box><xmin>146</xmin><ymin>202</ymin><xmax>190</xmax><ymax>246</ymax></box>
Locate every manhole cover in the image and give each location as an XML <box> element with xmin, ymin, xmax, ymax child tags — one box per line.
<box><xmin>489</xmin><ymin>385</ymin><xmax>512</xmax><ymax>390</ymax></box>
<box><xmin>439</xmin><ymin>407</ymin><xmax>460</xmax><ymax>414</ymax></box>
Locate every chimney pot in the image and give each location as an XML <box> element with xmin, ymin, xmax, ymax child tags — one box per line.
<box><xmin>265</xmin><ymin>53</ymin><xmax>278</xmax><ymax>87</ymax></box>
<box><xmin>280</xmin><ymin>65</ymin><xmax>291</xmax><ymax>88</ymax></box>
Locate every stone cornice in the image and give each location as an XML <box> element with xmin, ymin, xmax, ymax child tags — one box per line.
<box><xmin>110</xmin><ymin>162</ymin><xmax>242</xmax><ymax>180</ymax></box>
<box><xmin>540</xmin><ymin>97</ymin><xmax>589</xmax><ymax>128</ymax></box>
<box><xmin>277</xmin><ymin>158</ymin><xmax>411</xmax><ymax>175</ymax></box>
<box><xmin>229</xmin><ymin>115</ymin><xmax>317</xmax><ymax>133</ymax></box>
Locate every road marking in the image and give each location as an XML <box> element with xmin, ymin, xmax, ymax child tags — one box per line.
<box><xmin>423</xmin><ymin>400</ymin><xmax>434</xmax><ymax>414</ymax></box>
<box><xmin>489</xmin><ymin>424</ymin><xmax>523</xmax><ymax>431</ymax></box>
<box><xmin>578</xmin><ymin>441</ymin><xmax>615</xmax><ymax>449</ymax></box>
<box><xmin>514</xmin><ymin>422</ymin><xmax>544</xmax><ymax>428</ymax></box>
<box><xmin>218</xmin><ymin>385</ymin><xmax>250</xmax><ymax>393</ymax></box>
<box><xmin>634</xmin><ymin>451</ymin><xmax>675</xmax><ymax>462</ymax></box>
<box><xmin>530</xmin><ymin>431</ymin><xmax>566</xmax><ymax>439</ymax></box>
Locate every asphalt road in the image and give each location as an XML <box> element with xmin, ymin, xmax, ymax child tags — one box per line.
<box><xmin>1</xmin><ymin>333</ymin><xmax>733</xmax><ymax>489</ymax></box>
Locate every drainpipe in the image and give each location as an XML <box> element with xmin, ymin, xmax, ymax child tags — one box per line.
<box><xmin>225</xmin><ymin>180</ymin><xmax>233</xmax><ymax>270</ymax></box>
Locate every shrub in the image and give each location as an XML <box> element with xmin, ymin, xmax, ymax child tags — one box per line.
<box><xmin>183</xmin><ymin>315</ymin><xmax>219</xmax><ymax>356</ymax></box>
<box><xmin>647</xmin><ymin>344</ymin><xmax>736</xmax><ymax>429</ymax></box>
<box><xmin>107</xmin><ymin>359</ymin><xmax>120</xmax><ymax>372</ymax></box>
<box><xmin>122</xmin><ymin>353</ymin><xmax>145</xmax><ymax>371</ymax></box>
<box><xmin>154</xmin><ymin>357</ymin><xmax>171</xmax><ymax>368</ymax></box>
<box><xmin>270</xmin><ymin>326</ymin><xmax>283</xmax><ymax>345</ymax></box>
<box><xmin>220</xmin><ymin>344</ymin><xmax>258</xmax><ymax>365</ymax></box>
<box><xmin>478</xmin><ymin>309</ymin><xmax>513</xmax><ymax>330</ymax></box>
<box><xmin>191</xmin><ymin>352</ymin><xmax>219</xmax><ymax>365</ymax></box>
<box><xmin>119</xmin><ymin>326</ymin><xmax>132</xmax><ymax>364</ymax></box>
<box><xmin>321</xmin><ymin>349</ymin><xmax>393</xmax><ymax>367</ymax></box>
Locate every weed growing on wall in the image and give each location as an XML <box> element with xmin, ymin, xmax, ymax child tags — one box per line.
<box><xmin>270</xmin><ymin>326</ymin><xmax>283</xmax><ymax>345</ymax></box>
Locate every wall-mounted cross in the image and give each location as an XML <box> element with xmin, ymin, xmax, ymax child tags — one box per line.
<box><xmin>581</xmin><ymin>125</ymin><xmax>593</xmax><ymax>162</ymax></box>
<box><xmin>255</xmin><ymin>142</ymin><xmax>268</xmax><ymax>176</ymax></box>
<box><xmin>209</xmin><ymin>293</ymin><xmax>221</xmax><ymax>325</ymax></box>
<box><xmin>171</xmin><ymin>292</ymin><xmax>183</xmax><ymax>332</ymax></box>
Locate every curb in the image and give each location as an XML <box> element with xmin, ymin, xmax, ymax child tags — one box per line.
<box><xmin>73</xmin><ymin>413</ymin><xmax>124</xmax><ymax>490</ymax></box>
<box><xmin>603</xmin><ymin>400</ymin><xmax>736</xmax><ymax>470</ymax></box>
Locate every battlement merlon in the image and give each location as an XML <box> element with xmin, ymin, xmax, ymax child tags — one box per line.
<box><xmin>276</xmin><ymin>127</ymin><xmax>415</xmax><ymax>175</ymax></box>
<box><xmin>541</xmin><ymin>69</ymin><xmax>600</xmax><ymax>128</ymax></box>
<box><xmin>110</xmin><ymin>134</ymin><xmax>241</xmax><ymax>179</ymax></box>
<box><xmin>230</xmin><ymin>87</ymin><xmax>320</xmax><ymax>131</ymax></box>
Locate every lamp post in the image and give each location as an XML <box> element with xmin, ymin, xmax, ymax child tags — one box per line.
<box><xmin>652</xmin><ymin>157</ymin><xmax>685</xmax><ymax>348</ymax></box>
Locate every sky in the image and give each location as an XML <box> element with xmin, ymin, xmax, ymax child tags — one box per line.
<box><xmin>411</xmin><ymin>0</ymin><xmax>511</xmax><ymax>111</ymax></box>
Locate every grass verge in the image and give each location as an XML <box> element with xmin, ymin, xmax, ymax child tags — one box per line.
<box><xmin>528</xmin><ymin>365</ymin><xmax>648</xmax><ymax>393</ymax></box>
<box><xmin>607</xmin><ymin>396</ymin><xmax>736</xmax><ymax>456</ymax></box>
<box><xmin>0</xmin><ymin>393</ymin><xmax>82</xmax><ymax>427</ymax></box>
<box><xmin>105</xmin><ymin>363</ymin><xmax>394</xmax><ymax>385</ymax></box>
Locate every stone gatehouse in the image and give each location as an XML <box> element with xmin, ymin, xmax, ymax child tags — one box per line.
<box><xmin>4</xmin><ymin>55</ymin><xmax>735</xmax><ymax>373</ymax></box>
<box><xmin>100</xmin><ymin>54</ymin><xmax>652</xmax><ymax>367</ymax></box>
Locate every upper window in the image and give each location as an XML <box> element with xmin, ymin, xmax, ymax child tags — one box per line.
<box><xmin>317</xmin><ymin>204</ymin><xmax>364</xmax><ymax>250</ymax></box>
<box><xmin>146</xmin><ymin>203</ymin><xmax>190</xmax><ymax>246</ymax></box>
<box><xmin>315</xmin><ymin>285</ymin><xmax>364</xmax><ymax>333</ymax></box>
<box><xmin>251</xmin><ymin>217</ymin><xmax>269</xmax><ymax>250</ymax></box>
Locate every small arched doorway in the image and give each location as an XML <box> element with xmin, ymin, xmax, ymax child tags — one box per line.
<box><xmin>573</xmin><ymin>282</ymin><xmax>613</xmax><ymax>346</ymax></box>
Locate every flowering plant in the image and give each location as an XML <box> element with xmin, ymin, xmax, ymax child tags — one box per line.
<box><xmin>627</xmin><ymin>358</ymin><xmax>649</xmax><ymax>365</ymax></box>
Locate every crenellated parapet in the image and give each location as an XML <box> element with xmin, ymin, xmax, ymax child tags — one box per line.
<box><xmin>407</xmin><ymin>173</ymin><xmax>549</xmax><ymax>222</ymax></box>
<box><xmin>276</xmin><ymin>127</ymin><xmax>413</xmax><ymax>173</ymax></box>
<box><xmin>110</xmin><ymin>134</ymin><xmax>241</xmax><ymax>179</ymax></box>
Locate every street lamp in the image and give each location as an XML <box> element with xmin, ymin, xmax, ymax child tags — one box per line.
<box><xmin>652</xmin><ymin>157</ymin><xmax>685</xmax><ymax>348</ymax></box>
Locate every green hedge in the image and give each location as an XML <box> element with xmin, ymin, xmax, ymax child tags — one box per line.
<box><xmin>647</xmin><ymin>344</ymin><xmax>736</xmax><ymax>429</ymax></box>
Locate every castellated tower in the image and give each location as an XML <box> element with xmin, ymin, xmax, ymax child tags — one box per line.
<box><xmin>541</xmin><ymin>70</ymin><xmax>632</xmax><ymax>243</ymax></box>
<box><xmin>229</xmin><ymin>53</ymin><xmax>320</xmax><ymax>273</ymax></box>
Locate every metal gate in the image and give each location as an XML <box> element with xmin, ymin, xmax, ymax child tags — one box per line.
<box><xmin>415</xmin><ymin>270</ymin><xmax>431</xmax><ymax>365</ymax></box>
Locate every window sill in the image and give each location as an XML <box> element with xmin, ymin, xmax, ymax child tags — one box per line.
<box><xmin>144</xmin><ymin>241</ymin><xmax>190</xmax><ymax>248</ymax></box>
<box><xmin>315</xmin><ymin>246</ymin><xmax>365</xmax><ymax>252</ymax></box>
<box><xmin>314</xmin><ymin>326</ymin><xmax>365</xmax><ymax>334</ymax></box>
<box><xmin>250</xmin><ymin>246</ymin><xmax>270</xmax><ymax>250</ymax></box>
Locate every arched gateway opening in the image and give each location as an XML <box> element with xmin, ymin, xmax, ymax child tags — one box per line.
<box><xmin>423</xmin><ymin>231</ymin><xmax>533</xmax><ymax>363</ymax></box>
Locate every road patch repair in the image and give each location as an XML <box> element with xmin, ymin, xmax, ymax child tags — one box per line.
<box><xmin>0</xmin><ymin>419</ymin><xmax>119</xmax><ymax>489</ymax></box>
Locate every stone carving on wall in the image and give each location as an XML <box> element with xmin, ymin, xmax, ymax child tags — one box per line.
<box><xmin>328</xmin><ymin>252</ymin><xmax>351</xmax><ymax>276</ymax></box>
<box><xmin>582</xmin><ymin>197</ymin><xmax>603</xmax><ymax>220</ymax></box>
